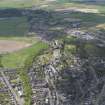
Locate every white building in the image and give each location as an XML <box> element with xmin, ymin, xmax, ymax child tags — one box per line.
<box><xmin>53</xmin><ymin>49</ymin><xmax>61</xmax><ymax>59</ymax></box>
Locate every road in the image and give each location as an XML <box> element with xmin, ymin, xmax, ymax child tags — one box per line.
<box><xmin>44</xmin><ymin>65</ymin><xmax>60</xmax><ymax>105</ymax></box>
<box><xmin>1</xmin><ymin>71</ymin><xmax>23</xmax><ymax>105</ymax></box>
<box><xmin>94</xmin><ymin>83</ymin><xmax>105</xmax><ymax>105</ymax></box>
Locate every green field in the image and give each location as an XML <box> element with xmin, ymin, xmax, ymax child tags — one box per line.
<box><xmin>0</xmin><ymin>17</ymin><xmax>29</xmax><ymax>36</ymax></box>
<box><xmin>57</xmin><ymin>1</ymin><xmax>105</xmax><ymax>14</ymax></box>
<box><xmin>0</xmin><ymin>0</ymin><xmax>34</xmax><ymax>8</ymax></box>
<box><xmin>0</xmin><ymin>0</ymin><xmax>46</xmax><ymax>8</ymax></box>
<box><xmin>0</xmin><ymin>0</ymin><xmax>105</xmax><ymax>14</ymax></box>
<box><xmin>1</xmin><ymin>41</ymin><xmax>48</xmax><ymax>68</ymax></box>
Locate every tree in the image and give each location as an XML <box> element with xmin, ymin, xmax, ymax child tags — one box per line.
<box><xmin>0</xmin><ymin>54</ymin><xmax>3</xmax><ymax>67</ymax></box>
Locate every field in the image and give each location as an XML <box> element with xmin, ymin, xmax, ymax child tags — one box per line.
<box><xmin>0</xmin><ymin>17</ymin><xmax>28</xmax><ymax>36</ymax></box>
<box><xmin>0</xmin><ymin>0</ymin><xmax>49</xmax><ymax>8</ymax></box>
<box><xmin>0</xmin><ymin>40</ymin><xmax>31</xmax><ymax>53</ymax></box>
<box><xmin>0</xmin><ymin>0</ymin><xmax>35</xmax><ymax>8</ymax></box>
<box><xmin>51</xmin><ymin>1</ymin><xmax>105</xmax><ymax>13</ymax></box>
<box><xmin>0</xmin><ymin>0</ymin><xmax>105</xmax><ymax>12</ymax></box>
<box><xmin>0</xmin><ymin>36</ymin><xmax>39</xmax><ymax>53</ymax></box>
<box><xmin>1</xmin><ymin>41</ymin><xmax>48</xmax><ymax>68</ymax></box>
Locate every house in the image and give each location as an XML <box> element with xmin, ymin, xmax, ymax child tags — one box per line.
<box><xmin>53</xmin><ymin>49</ymin><xmax>61</xmax><ymax>59</ymax></box>
<box><xmin>16</xmin><ymin>85</ymin><xmax>23</xmax><ymax>97</ymax></box>
<box><xmin>51</xmin><ymin>40</ymin><xmax>64</xmax><ymax>49</ymax></box>
<box><xmin>18</xmin><ymin>90</ymin><xmax>23</xmax><ymax>97</ymax></box>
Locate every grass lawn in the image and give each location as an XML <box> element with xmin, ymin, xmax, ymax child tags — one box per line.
<box><xmin>1</xmin><ymin>41</ymin><xmax>48</xmax><ymax>68</ymax></box>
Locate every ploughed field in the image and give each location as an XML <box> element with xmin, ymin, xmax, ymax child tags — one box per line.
<box><xmin>0</xmin><ymin>40</ymin><xmax>31</xmax><ymax>53</ymax></box>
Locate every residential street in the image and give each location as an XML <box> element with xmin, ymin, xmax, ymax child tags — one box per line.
<box><xmin>1</xmin><ymin>71</ymin><xmax>23</xmax><ymax>105</ymax></box>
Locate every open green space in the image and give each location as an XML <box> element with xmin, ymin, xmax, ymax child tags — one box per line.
<box><xmin>0</xmin><ymin>0</ymin><xmax>105</xmax><ymax>14</ymax></box>
<box><xmin>0</xmin><ymin>0</ymin><xmax>34</xmax><ymax>8</ymax></box>
<box><xmin>45</xmin><ymin>0</ymin><xmax>105</xmax><ymax>13</ymax></box>
<box><xmin>0</xmin><ymin>0</ymin><xmax>47</xmax><ymax>8</ymax></box>
<box><xmin>1</xmin><ymin>41</ymin><xmax>48</xmax><ymax>68</ymax></box>
<box><xmin>19</xmin><ymin>41</ymin><xmax>48</xmax><ymax>105</ymax></box>
<box><xmin>0</xmin><ymin>17</ymin><xmax>28</xmax><ymax>36</ymax></box>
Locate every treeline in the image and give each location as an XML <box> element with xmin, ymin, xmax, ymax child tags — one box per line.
<box><xmin>0</xmin><ymin>9</ymin><xmax>23</xmax><ymax>17</ymax></box>
<box><xmin>19</xmin><ymin>42</ymin><xmax>48</xmax><ymax>105</ymax></box>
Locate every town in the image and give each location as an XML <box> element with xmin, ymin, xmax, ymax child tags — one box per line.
<box><xmin>0</xmin><ymin>0</ymin><xmax>105</xmax><ymax>105</ymax></box>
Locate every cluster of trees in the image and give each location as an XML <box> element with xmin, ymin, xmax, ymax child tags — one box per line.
<box><xmin>0</xmin><ymin>55</ymin><xmax>3</xmax><ymax>67</ymax></box>
<box><xmin>19</xmin><ymin>42</ymin><xmax>48</xmax><ymax>105</ymax></box>
<box><xmin>0</xmin><ymin>9</ymin><xmax>22</xmax><ymax>17</ymax></box>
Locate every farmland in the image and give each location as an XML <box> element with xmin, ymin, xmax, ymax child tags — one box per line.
<box><xmin>0</xmin><ymin>17</ymin><xmax>28</xmax><ymax>36</ymax></box>
<box><xmin>0</xmin><ymin>0</ymin><xmax>105</xmax><ymax>68</ymax></box>
<box><xmin>1</xmin><ymin>40</ymin><xmax>48</xmax><ymax>68</ymax></box>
